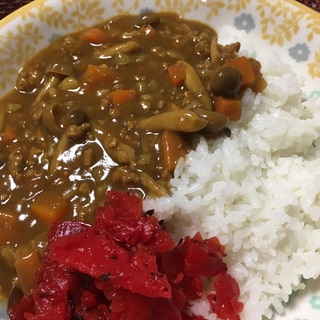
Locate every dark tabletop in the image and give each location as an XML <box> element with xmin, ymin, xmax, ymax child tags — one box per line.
<box><xmin>0</xmin><ymin>0</ymin><xmax>319</xmax><ymax>20</ymax></box>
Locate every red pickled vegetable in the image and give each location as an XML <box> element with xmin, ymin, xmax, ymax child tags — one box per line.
<box><xmin>8</xmin><ymin>191</ymin><xmax>243</xmax><ymax>320</ymax></box>
<box><xmin>208</xmin><ymin>273</ymin><xmax>244</xmax><ymax>320</ymax></box>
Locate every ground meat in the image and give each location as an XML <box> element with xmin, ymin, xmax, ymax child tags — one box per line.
<box><xmin>15</xmin><ymin>65</ymin><xmax>44</xmax><ymax>93</ymax></box>
<box><xmin>194</xmin><ymin>32</ymin><xmax>211</xmax><ymax>57</ymax></box>
<box><xmin>65</xmin><ymin>123</ymin><xmax>91</xmax><ymax>141</ymax></box>
<box><xmin>61</xmin><ymin>36</ymin><xmax>82</xmax><ymax>59</ymax></box>
<box><xmin>112</xmin><ymin>166</ymin><xmax>140</xmax><ymax>185</ymax></box>
<box><xmin>7</xmin><ymin>147</ymin><xmax>25</xmax><ymax>182</ymax></box>
<box><xmin>218</xmin><ymin>42</ymin><xmax>241</xmax><ymax>62</ymax></box>
<box><xmin>27</xmin><ymin>147</ymin><xmax>44</xmax><ymax>167</ymax></box>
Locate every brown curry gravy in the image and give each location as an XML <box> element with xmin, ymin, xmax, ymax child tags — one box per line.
<box><xmin>0</xmin><ymin>12</ymin><xmax>264</xmax><ymax>303</ymax></box>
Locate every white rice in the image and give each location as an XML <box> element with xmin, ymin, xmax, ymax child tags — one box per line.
<box><xmin>143</xmin><ymin>28</ymin><xmax>320</xmax><ymax>320</ymax></box>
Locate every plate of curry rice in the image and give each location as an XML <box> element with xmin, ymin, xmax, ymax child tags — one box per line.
<box><xmin>0</xmin><ymin>0</ymin><xmax>320</xmax><ymax>319</ymax></box>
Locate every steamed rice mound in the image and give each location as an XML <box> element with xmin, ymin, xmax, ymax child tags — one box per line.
<box><xmin>143</xmin><ymin>51</ymin><xmax>320</xmax><ymax>319</ymax></box>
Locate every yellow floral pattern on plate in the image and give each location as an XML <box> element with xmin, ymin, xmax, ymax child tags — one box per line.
<box><xmin>0</xmin><ymin>0</ymin><xmax>319</xmax><ymax>93</ymax></box>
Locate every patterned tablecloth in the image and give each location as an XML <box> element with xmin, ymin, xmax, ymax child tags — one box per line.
<box><xmin>0</xmin><ymin>0</ymin><xmax>319</xmax><ymax>19</ymax></box>
<box><xmin>299</xmin><ymin>0</ymin><xmax>320</xmax><ymax>10</ymax></box>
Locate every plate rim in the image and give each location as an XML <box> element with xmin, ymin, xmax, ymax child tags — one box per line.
<box><xmin>0</xmin><ymin>0</ymin><xmax>319</xmax><ymax>29</ymax></box>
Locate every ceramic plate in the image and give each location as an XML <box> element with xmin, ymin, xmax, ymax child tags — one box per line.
<box><xmin>0</xmin><ymin>0</ymin><xmax>320</xmax><ymax>319</ymax></box>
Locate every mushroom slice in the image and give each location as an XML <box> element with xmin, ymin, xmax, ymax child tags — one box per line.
<box><xmin>210</xmin><ymin>34</ymin><xmax>219</xmax><ymax>62</ymax></box>
<box><xmin>32</xmin><ymin>61</ymin><xmax>74</xmax><ymax>121</ymax></box>
<box><xmin>193</xmin><ymin>107</ymin><xmax>229</xmax><ymax>136</ymax></box>
<box><xmin>98</xmin><ymin>40</ymin><xmax>141</xmax><ymax>59</ymax></box>
<box><xmin>134</xmin><ymin>12</ymin><xmax>160</xmax><ymax>27</ymax></box>
<box><xmin>177</xmin><ymin>60</ymin><xmax>212</xmax><ymax>110</ymax></box>
<box><xmin>138</xmin><ymin>109</ymin><xmax>208</xmax><ymax>133</ymax></box>
<box><xmin>138</xmin><ymin>172</ymin><xmax>167</xmax><ymax>197</ymax></box>
<box><xmin>45</xmin><ymin>62</ymin><xmax>74</xmax><ymax>78</ymax></box>
<box><xmin>48</xmin><ymin>131</ymin><xmax>69</xmax><ymax>175</ymax></box>
<box><xmin>101</xmin><ymin>134</ymin><xmax>136</xmax><ymax>164</ymax></box>
<box><xmin>42</xmin><ymin>103</ymin><xmax>61</xmax><ymax>136</ymax></box>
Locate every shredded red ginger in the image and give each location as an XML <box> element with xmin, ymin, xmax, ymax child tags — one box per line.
<box><xmin>8</xmin><ymin>190</ymin><xmax>243</xmax><ymax>320</ymax></box>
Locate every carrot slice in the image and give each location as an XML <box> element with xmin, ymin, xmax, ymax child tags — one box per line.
<box><xmin>167</xmin><ymin>62</ymin><xmax>186</xmax><ymax>87</ymax></box>
<box><xmin>224</xmin><ymin>56</ymin><xmax>255</xmax><ymax>88</ymax></box>
<box><xmin>15</xmin><ymin>251</ymin><xmax>42</xmax><ymax>294</ymax></box>
<box><xmin>81</xmin><ymin>64</ymin><xmax>117</xmax><ymax>87</ymax></box>
<box><xmin>109</xmin><ymin>89</ymin><xmax>137</xmax><ymax>106</ymax></box>
<box><xmin>0</xmin><ymin>212</ymin><xmax>19</xmax><ymax>245</ymax></box>
<box><xmin>2</xmin><ymin>125</ymin><xmax>18</xmax><ymax>143</ymax></box>
<box><xmin>81</xmin><ymin>28</ymin><xmax>109</xmax><ymax>44</ymax></box>
<box><xmin>31</xmin><ymin>191</ymin><xmax>71</xmax><ymax>224</ymax></box>
<box><xmin>248</xmin><ymin>58</ymin><xmax>267</xmax><ymax>92</ymax></box>
<box><xmin>214</xmin><ymin>97</ymin><xmax>242</xmax><ymax>121</ymax></box>
<box><xmin>161</xmin><ymin>130</ymin><xmax>186</xmax><ymax>173</ymax></box>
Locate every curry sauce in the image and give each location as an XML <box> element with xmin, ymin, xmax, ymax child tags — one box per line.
<box><xmin>0</xmin><ymin>12</ymin><xmax>265</xmax><ymax>303</ymax></box>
